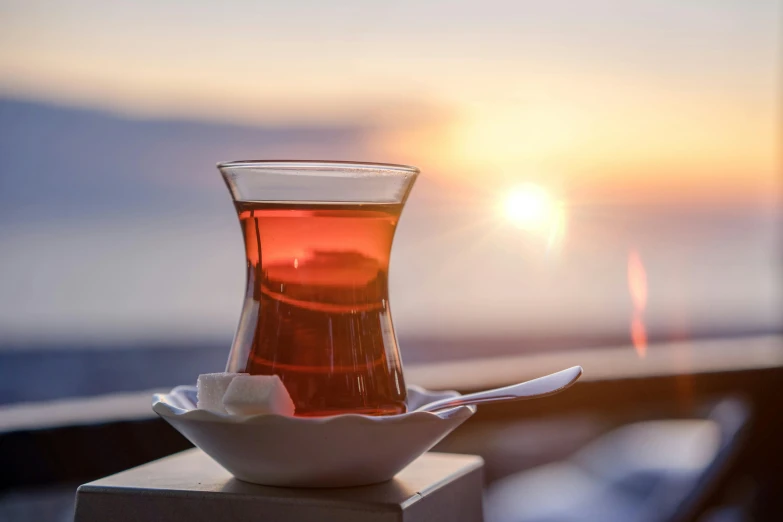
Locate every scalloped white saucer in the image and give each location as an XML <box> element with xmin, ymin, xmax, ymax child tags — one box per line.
<box><xmin>153</xmin><ymin>385</ymin><xmax>475</xmax><ymax>487</ymax></box>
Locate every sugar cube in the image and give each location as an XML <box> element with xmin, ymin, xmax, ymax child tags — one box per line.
<box><xmin>196</xmin><ymin>372</ymin><xmax>247</xmax><ymax>413</ymax></box>
<box><xmin>222</xmin><ymin>375</ymin><xmax>296</xmax><ymax>416</ymax></box>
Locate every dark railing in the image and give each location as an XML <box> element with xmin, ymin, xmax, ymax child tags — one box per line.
<box><xmin>1</xmin><ymin>335</ymin><xmax>782</xmax><ymax>521</ymax></box>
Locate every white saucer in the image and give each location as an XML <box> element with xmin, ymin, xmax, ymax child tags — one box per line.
<box><xmin>153</xmin><ymin>385</ymin><xmax>475</xmax><ymax>487</ymax></box>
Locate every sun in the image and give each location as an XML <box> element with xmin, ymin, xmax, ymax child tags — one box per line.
<box><xmin>502</xmin><ymin>184</ymin><xmax>559</xmax><ymax>231</ymax></box>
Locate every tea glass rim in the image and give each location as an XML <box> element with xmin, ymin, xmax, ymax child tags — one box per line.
<box><xmin>217</xmin><ymin>160</ymin><xmax>419</xmax><ymax>175</ymax></box>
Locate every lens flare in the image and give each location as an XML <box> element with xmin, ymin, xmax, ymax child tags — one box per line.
<box><xmin>631</xmin><ymin>315</ymin><xmax>648</xmax><ymax>358</ymax></box>
<box><xmin>628</xmin><ymin>249</ymin><xmax>648</xmax><ymax>310</ymax></box>
<box><xmin>628</xmin><ymin>249</ymin><xmax>648</xmax><ymax>358</ymax></box>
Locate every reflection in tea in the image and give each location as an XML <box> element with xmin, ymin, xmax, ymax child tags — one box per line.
<box><xmin>234</xmin><ymin>202</ymin><xmax>407</xmax><ymax>416</ymax></box>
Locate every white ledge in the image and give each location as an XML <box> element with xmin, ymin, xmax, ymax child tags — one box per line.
<box><xmin>0</xmin><ymin>389</ymin><xmax>161</xmax><ymax>433</ymax></box>
<box><xmin>405</xmin><ymin>335</ymin><xmax>783</xmax><ymax>391</ymax></box>
<box><xmin>1</xmin><ymin>335</ymin><xmax>780</xmax><ymax>433</ymax></box>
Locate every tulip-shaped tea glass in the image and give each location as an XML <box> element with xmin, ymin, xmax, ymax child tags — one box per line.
<box><xmin>218</xmin><ymin>161</ymin><xmax>419</xmax><ymax>417</ymax></box>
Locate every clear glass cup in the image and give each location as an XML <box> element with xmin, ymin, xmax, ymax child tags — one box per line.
<box><xmin>218</xmin><ymin>160</ymin><xmax>419</xmax><ymax>416</ymax></box>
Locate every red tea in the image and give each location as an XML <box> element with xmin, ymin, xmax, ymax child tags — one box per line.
<box><xmin>234</xmin><ymin>201</ymin><xmax>407</xmax><ymax>416</ymax></box>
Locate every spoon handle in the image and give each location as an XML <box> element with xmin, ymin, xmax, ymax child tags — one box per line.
<box><xmin>416</xmin><ymin>366</ymin><xmax>583</xmax><ymax>413</ymax></box>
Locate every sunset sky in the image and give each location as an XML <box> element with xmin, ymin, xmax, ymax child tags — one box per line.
<box><xmin>0</xmin><ymin>1</ymin><xmax>780</xmax><ymax>344</ymax></box>
<box><xmin>1</xmin><ymin>0</ymin><xmax>780</xmax><ymax>207</ymax></box>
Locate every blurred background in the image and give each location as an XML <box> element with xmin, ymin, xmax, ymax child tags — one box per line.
<box><xmin>0</xmin><ymin>1</ymin><xmax>781</xmax><ymax>522</ymax></box>
<box><xmin>1</xmin><ymin>0</ymin><xmax>780</xmax><ymax>350</ymax></box>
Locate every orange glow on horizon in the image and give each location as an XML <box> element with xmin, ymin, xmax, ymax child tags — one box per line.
<box><xmin>369</xmin><ymin>110</ymin><xmax>779</xmax><ymax>210</ymax></box>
